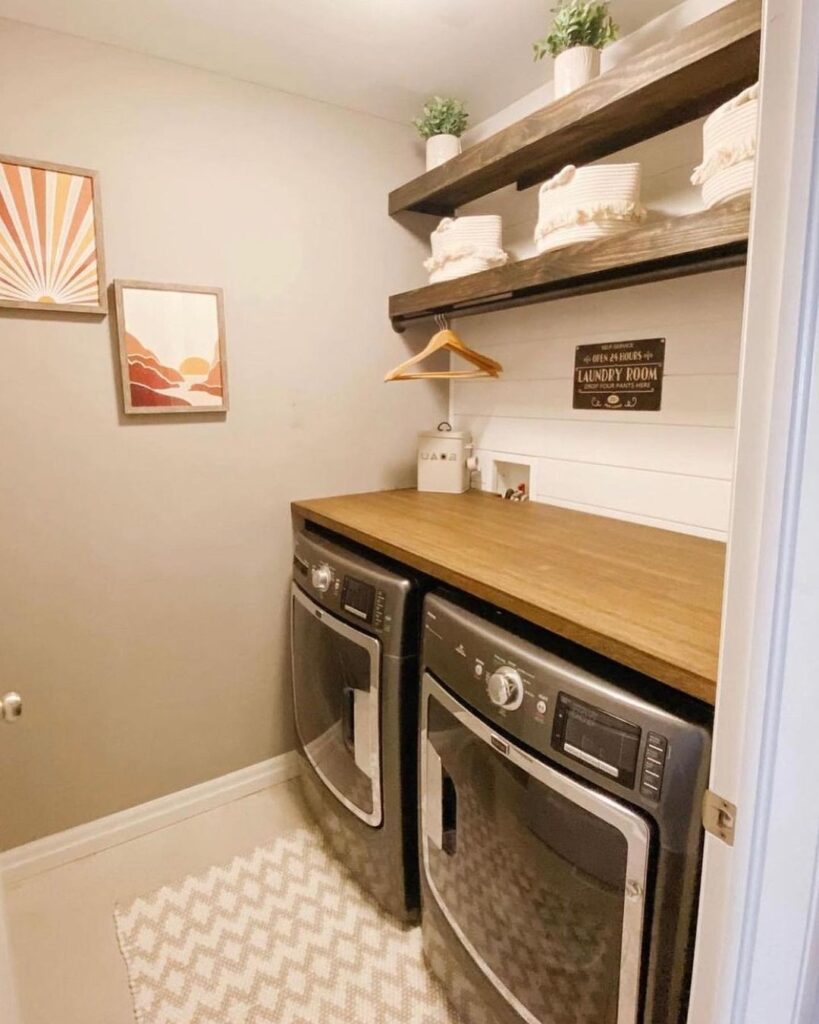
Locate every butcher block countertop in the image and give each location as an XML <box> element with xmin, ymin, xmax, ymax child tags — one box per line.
<box><xmin>292</xmin><ymin>489</ymin><xmax>726</xmax><ymax>705</ymax></box>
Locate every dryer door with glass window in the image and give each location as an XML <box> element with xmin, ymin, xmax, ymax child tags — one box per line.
<box><xmin>421</xmin><ymin>673</ymin><xmax>651</xmax><ymax>1024</ymax></box>
<box><xmin>292</xmin><ymin>584</ymin><xmax>382</xmax><ymax>826</ymax></box>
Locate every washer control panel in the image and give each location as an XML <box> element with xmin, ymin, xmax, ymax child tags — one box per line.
<box><xmin>293</xmin><ymin>531</ymin><xmax>405</xmax><ymax>639</ymax></box>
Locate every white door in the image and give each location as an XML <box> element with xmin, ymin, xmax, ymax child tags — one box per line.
<box><xmin>688</xmin><ymin>0</ymin><xmax>819</xmax><ymax>1020</ymax></box>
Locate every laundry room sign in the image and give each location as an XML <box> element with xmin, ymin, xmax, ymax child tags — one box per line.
<box><xmin>573</xmin><ymin>338</ymin><xmax>665</xmax><ymax>411</ymax></box>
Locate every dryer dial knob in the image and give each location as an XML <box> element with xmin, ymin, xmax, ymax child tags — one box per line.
<box><xmin>487</xmin><ymin>666</ymin><xmax>524</xmax><ymax>710</ymax></box>
<box><xmin>311</xmin><ymin>565</ymin><xmax>332</xmax><ymax>592</ymax></box>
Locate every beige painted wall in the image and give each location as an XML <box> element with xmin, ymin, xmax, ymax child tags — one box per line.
<box><xmin>0</xmin><ymin>19</ymin><xmax>446</xmax><ymax>851</ymax></box>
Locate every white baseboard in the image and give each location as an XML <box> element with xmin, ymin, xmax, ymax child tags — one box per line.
<box><xmin>1</xmin><ymin>751</ymin><xmax>300</xmax><ymax>887</ymax></box>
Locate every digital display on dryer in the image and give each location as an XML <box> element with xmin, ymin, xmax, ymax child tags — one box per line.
<box><xmin>341</xmin><ymin>576</ymin><xmax>375</xmax><ymax>623</ymax></box>
<box><xmin>552</xmin><ymin>693</ymin><xmax>641</xmax><ymax>788</ymax></box>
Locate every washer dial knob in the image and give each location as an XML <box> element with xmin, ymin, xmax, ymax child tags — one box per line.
<box><xmin>311</xmin><ymin>564</ymin><xmax>332</xmax><ymax>593</ymax></box>
<box><xmin>487</xmin><ymin>666</ymin><xmax>524</xmax><ymax>710</ymax></box>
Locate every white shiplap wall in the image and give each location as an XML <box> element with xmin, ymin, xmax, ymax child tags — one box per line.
<box><xmin>451</xmin><ymin>268</ymin><xmax>744</xmax><ymax>540</ymax></box>
<box><xmin>446</xmin><ymin>48</ymin><xmax>746</xmax><ymax>540</ymax></box>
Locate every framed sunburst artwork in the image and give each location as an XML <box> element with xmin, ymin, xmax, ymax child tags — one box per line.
<box><xmin>114</xmin><ymin>280</ymin><xmax>229</xmax><ymax>415</ymax></box>
<box><xmin>0</xmin><ymin>154</ymin><xmax>107</xmax><ymax>314</ymax></box>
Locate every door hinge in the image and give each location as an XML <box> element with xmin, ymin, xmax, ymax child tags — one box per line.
<box><xmin>702</xmin><ymin>789</ymin><xmax>737</xmax><ymax>846</ymax></box>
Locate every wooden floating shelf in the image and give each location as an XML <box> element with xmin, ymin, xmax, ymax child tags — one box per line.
<box><xmin>389</xmin><ymin>0</ymin><xmax>760</xmax><ymax>217</ymax></box>
<box><xmin>389</xmin><ymin>198</ymin><xmax>750</xmax><ymax>331</ymax></box>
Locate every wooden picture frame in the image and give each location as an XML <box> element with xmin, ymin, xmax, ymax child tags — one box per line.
<box><xmin>0</xmin><ymin>153</ymin><xmax>107</xmax><ymax>315</ymax></box>
<box><xmin>114</xmin><ymin>280</ymin><xmax>229</xmax><ymax>415</ymax></box>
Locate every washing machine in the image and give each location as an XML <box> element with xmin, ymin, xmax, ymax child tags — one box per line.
<box><xmin>419</xmin><ymin>590</ymin><xmax>712</xmax><ymax>1024</ymax></box>
<box><xmin>290</xmin><ymin>526</ymin><xmax>421</xmax><ymax>922</ymax></box>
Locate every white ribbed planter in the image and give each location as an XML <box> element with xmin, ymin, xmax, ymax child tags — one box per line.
<box><xmin>535</xmin><ymin>163</ymin><xmax>645</xmax><ymax>254</ymax></box>
<box><xmin>553</xmin><ymin>46</ymin><xmax>600</xmax><ymax>99</ymax></box>
<box><xmin>425</xmin><ymin>134</ymin><xmax>461</xmax><ymax>171</ymax></box>
<box><xmin>692</xmin><ymin>82</ymin><xmax>759</xmax><ymax>208</ymax></box>
<box><xmin>424</xmin><ymin>216</ymin><xmax>508</xmax><ymax>283</ymax></box>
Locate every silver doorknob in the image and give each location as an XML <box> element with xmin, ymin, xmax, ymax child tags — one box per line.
<box><xmin>1</xmin><ymin>692</ymin><xmax>22</xmax><ymax>723</ymax></box>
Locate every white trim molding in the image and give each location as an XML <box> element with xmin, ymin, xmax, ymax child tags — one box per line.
<box><xmin>688</xmin><ymin>0</ymin><xmax>819</xmax><ymax>1020</ymax></box>
<box><xmin>0</xmin><ymin>883</ymin><xmax>21</xmax><ymax>1024</ymax></box>
<box><xmin>0</xmin><ymin>752</ymin><xmax>299</xmax><ymax>887</ymax></box>
<box><xmin>730</xmin><ymin>18</ymin><xmax>819</xmax><ymax>1013</ymax></box>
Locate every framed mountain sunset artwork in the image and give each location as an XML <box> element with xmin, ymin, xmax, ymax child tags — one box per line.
<box><xmin>114</xmin><ymin>281</ymin><xmax>229</xmax><ymax>415</ymax></box>
<box><xmin>0</xmin><ymin>154</ymin><xmax>107</xmax><ymax>314</ymax></box>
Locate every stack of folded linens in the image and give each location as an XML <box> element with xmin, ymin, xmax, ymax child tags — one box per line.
<box><xmin>691</xmin><ymin>82</ymin><xmax>759</xmax><ymax>208</ymax></box>
<box><xmin>424</xmin><ymin>216</ymin><xmax>509</xmax><ymax>284</ymax></box>
<box><xmin>534</xmin><ymin>163</ymin><xmax>646</xmax><ymax>254</ymax></box>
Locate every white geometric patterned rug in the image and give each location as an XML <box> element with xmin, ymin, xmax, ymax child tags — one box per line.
<box><xmin>114</xmin><ymin>827</ymin><xmax>461</xmax><ymax>1024</ymax></box>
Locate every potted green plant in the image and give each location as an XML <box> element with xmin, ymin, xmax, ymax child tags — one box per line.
<box><xmin>533</xmin><ymin>0</ymin><xmax>618</xmax><ymax>99</ymax></box>
<box><xmin>413</xmin><ymin>97</ymin><xmax>469</xmax><ymax>171</ymax></box>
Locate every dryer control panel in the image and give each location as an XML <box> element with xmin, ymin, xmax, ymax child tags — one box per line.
<box><xmin>421</xmin><ymin>591</ymin><xmax>707</xmax><ymax>826</ymax></box>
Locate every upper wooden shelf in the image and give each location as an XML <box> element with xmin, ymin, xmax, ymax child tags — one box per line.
<box><xmin>388</xmin><ymin>0</ymin><xmax>761</xmax><ymax>217</ymax></box>
<box><xmin>390</xmin><ymin>197</ymin><xmax>750</xmax><ymax>331</ymax></box>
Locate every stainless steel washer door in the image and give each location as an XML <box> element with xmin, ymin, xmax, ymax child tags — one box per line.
<box><xmin>422</xmin><ymin>672</ymin><xmax>650</xmax><ymax>1024</ymax></box>
<box><xmin>292</xmin><ymin>584</ymin><xmax>382</xmax><ymax>826</ymax></box>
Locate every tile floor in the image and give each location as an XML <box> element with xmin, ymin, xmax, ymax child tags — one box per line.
<box><xmin>3</xmin><ymin>779</ymin><xmax>312</xmax><ymax>1024</ymax></box>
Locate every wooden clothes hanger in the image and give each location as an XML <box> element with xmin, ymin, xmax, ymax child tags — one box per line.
<box><xmin>384</xmin><ymin>315</ymin><xmax>502</xmax><ymax>382</ymax></box>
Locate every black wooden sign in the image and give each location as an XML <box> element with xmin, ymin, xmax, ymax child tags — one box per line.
<box><xmin>573</xmin><ymin>338</ymin><xmax>665</xmax><ymax>411</ymax></box>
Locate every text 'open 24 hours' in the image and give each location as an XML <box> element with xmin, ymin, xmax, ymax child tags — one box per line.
<box><xmin>573</xmin><ymin>339</ymin><xmax>665</xmax><ymax>411</ymax></box>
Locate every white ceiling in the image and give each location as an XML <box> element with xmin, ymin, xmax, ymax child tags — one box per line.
<box><xmin>0</xmin><ymin>0</ymin><xmax>681</xmax><ymax>124</ymax></box>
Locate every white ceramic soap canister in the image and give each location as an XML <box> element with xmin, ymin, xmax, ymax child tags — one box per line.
<box><xmin>417</xmin><ymin>422</ymin><xmax>477</xmax><ymax>494</ymax></box>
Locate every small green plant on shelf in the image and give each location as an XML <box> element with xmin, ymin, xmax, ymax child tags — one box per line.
<box><xmin>413</xmin><ymin>97</ymin><xmax>469</xmax><ymax>140</ymax></box>
<box><xmin>532</xmin><ymin>0</ymin><xmax>619</xmax><ymax>60</ymax></box>
<box><xmin>414</xmin><ymin>97</ymin><xmax>470</xmax><ymax>171</ymax></box>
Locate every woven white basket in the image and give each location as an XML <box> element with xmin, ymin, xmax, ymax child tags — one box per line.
<box><xmin>424</xmin><ymin>216</ymin><xmax>508</xmax><ymax>283</ymax></box>
<box><xmin>535</xmin><ymin>163</ymin><xmax>645</xmax><ymax>254</ymax></box>
<box><xmin>701</xmin><ymin>160</ymin><xmax>755</xmax><ymax>208</ymax></box>
<box><xmin>692</xmin><ymin>82</ymin><xmax>759</xmax><ymax>208</ymax></box>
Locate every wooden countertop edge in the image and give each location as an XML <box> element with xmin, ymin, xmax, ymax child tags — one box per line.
<box><xmin>292</xmin><ymin>500</ymin><xmax>717</xmax><ymax>706</ymax></box>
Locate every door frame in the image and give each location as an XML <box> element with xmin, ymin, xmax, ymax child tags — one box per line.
<box><xmin>687</xmin><ymin>0</ymin><xmax>819</xmax><ymax>1020</ymax></box>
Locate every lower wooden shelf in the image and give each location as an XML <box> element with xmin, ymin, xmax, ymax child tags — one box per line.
<box><xmin>389</xmin><ymin>197</ymin><xmax>750</xmax><ymax>331</ymax></box>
